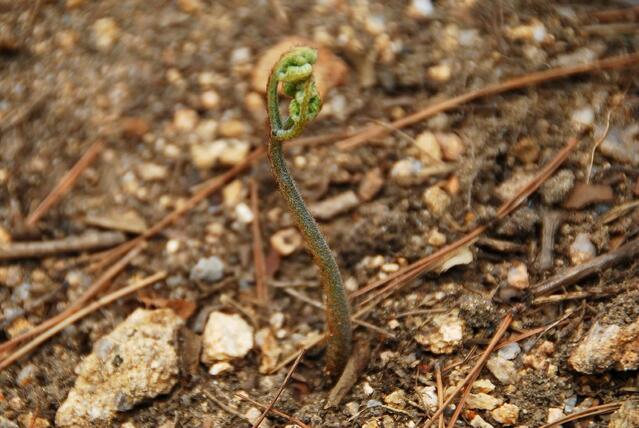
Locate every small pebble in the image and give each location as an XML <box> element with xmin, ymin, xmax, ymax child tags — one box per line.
<box><xmin>469</xmin><ymin>415</ymin><xmax>494</xmax><ymax>428</ymax></box>
<box><xmin>235</xmin><ymin>202</ymin><xmax>254</xmax><ymax>224</ymax></box>
<box><xmin>201</xmin><ymin>90</ymin><xmax>220</xmax><ymax>109</ymax></box>
<box><xmin>417</xmin><ymin>386</ymin><xmax>438</xmax><ymax>411</ymax></box>
<box><xmin>507</xmin><ymin>262</ymin><xmax>529</xmax><ymax>290</ymax></box>
<box><xmin>422</xmin><ymin>186</ymin><xmax>451</xmax><ymax>217</ymax></box>
<box><xmin>270</xmin><ymin>228</ymin><xmax>302</xmax><ymax>256</ymax></box>
<box><xmin>406</xmin><ymin>0</ymin><xmax>434</xmax><ymax>19</ymax></box>
<box><xmin>208</xmin><ymin>362</ymin><xmax>233</xmax><ymax>375</ymax></box>
<box><xmin>218</xmin><ymin>120</ymin><xmax>250</xmax><ymax>138</ymax></box>
<box><xmin>466</xmin><ymin>392</ymin><xmax>502</xmax><ymax>410</ymax></box>
<box><xmin>358</xmin><ymin>168</ymin><xmax>384</xmax><ymax>201</ymax></box>
<box><xmin>472</xmin><ymin>379</ymin><xmax>495</xmax><ymax>393</ymax></box>
<box><xmin>309</xmin><ymin>190</ymin><xmax>360</xmax><ymax>220</ymax></box>
<box><xmin>436</xmin><ymin>133</ymin><xmax>464</xmax><ymax>161</ymax></box>
<box><xmin>491</xmin><ymin>403</ymin><xmax>520</xmax><ymax>425</ymax></box>
<box><xmin>195</xmin><ymin>120</ymin><xmax>218</xmax><ymax>141</ymax></box>
<box><xmin>190</xmin><ymin>256</ymin><xmax>225</xmax><ymax>283</ymax></box>
<box><xmin>427</xmin><ymin>63</ymin><xmax>451</xmax><ymax>83</ymax></box>
<box><xmin>498</xmin><ymin>342</ymin><xmax>521</xmax><ymax>361</ymax></box>
<box><xmin>201</xmin><ymin>312</ymin><xmax>254</xmax><ymax>363</ymax></box>
<box><xmin>414</xmin><ymin>131</ymin><xmax>442</xmax><ymax>164</ymax></box>
<box><xmin>547</xmin><ymin>408</ymin><xmax>565</xmax><ymax>425</ymax></box>
<box><xmin>571</xmin><ymin>107</ymin><xmax>594</xmax><ymax>131</ymax></box>
<box><xmin>174</xmin><ymin>108</ymin><xmax>199</xmax><ymax>132</ymax></box>
<box><xmin>383</xmin><ymin>390</ymin><xmax>406</xmax><ymax>408</ymax></box>
<box><xmin>93</xmin><ymin>18</ymin><xmax>119</xmax><ymax>51</ymax></box>
<box><xmin>569</xmin><ymin>233</ymin><xmax>596</xmax><ymax>265</ymax></box>
<box><xmin>486</xmin><ymin>356</ymin><xmax>518</xmax><ymax>384</ymax></box>
<box><xmin>136</xmin><ymin>162</ymin><xmax>167</xmax><ymax>181</ymax></box>
<box><xmin>427</xmin><ymin>228</ymin><xmax>447</xmax><ymax>246</ymax></box>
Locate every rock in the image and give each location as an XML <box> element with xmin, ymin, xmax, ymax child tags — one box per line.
<box><xmin>190</xmin><ymin>256</ymin><xmax>225</xmax><ymax>283</ymax></box>
<box><xmin>466</xmin><ymin>392</ymin><xmax>502</xmax><ymax>410</ymax></box>
<box><xmin>384</xmin><ymin>390</ymin><xmax>406</xmax><ymax>408</ymax></box>
<box><xmin>235</xmin><ymin>202</ymin><xmax>254</xmax><ymax>224</ymax></box>
<box><xmin>506</xmin><ymin>20</ymin><xmax>547</xmax><ymax>43</ymax></box>
<box><xmin>219</xmin><ymin>139</ymin><xmax>250</xmax><ymax>165</ymax></box>
<box><xmin>201</xmin><ymin>90</ymin><xmax>220</xmax><ymax>110</ymax></box>
<box><xmin>422</xmin><ymin>186</ymin><xmax>451</xmax><ymax>217</ymax></box>
<box><xmin>252</xmin><ymin>36</ymin><xmax>348</xmax><ymax>97</ymax></box>
<box><xmin>486</xmin><ymin>356</ymin><xmax>518</xmax><ymax>384</ymax></box>
<box><xmin>223</xmin><ymin>179</ymin><xmax>243</xmax><ymax>208</ymax></box>
<box><xmin>208</xmin><ymin>362</ymin><xmax>233</xmax><ymax>376</ymax></box>
<box><xmin>495</xmin><ymin>172</ymin><xmax>535</xmax><ymax>202</ymax></box>
<box><xmin>472</xmin><ymin>379</ymin><xmax>496</xmax><ymax>393</ymax></box>
<box><xmin>245</xmin><ymin>407</ymin><xmax>270</xmax><ymax>427</ymax></box>
<box><xmin>427</xmin><ymin>228</ymin><xmax>447</xmax><ymax>246</ymax></box>
<box><xmin>174</xmin><ymin>108</ymin><xmax>199</xmax><ymax>132</ymax></box>
<box><xmin>492</xmin><ymin>403</ymin><xmax>520</xmax><ymax>425</ymax></box>
<box><xmin>18</xmin><ymin>414</ymin><xmax>49</xmax><ymax>428</ymax></box>
<box><xmin>547</xmin><ymin>408</ymin><xmax>565</xmax><ymax>425</ymax></box>
<box><xmin>201</xmin><ymin>311</ymin><xmax>254</xmax><ymax>363</ymax></box>
<box><xmin>436</xmin><ymin>133</ymin><xmax>464</xmax><ymax>161</ymax></box>
<box><xmin>270</xmin><ymin>228</ymin><xmax>302</xmax><ymax>256</ymax></box>
<box><xmin>415</xmin><ymin>309</ymin><xmax>464</xmax><ymax>354</ymax></box>
<box><xmin>55</xmin><ymin>309</ymin><xmax>183</xmax><ymax>427</ymax></box>
<box><xmin>563</xmin><ymin>182</ymin><xmax>613</xmax><ymax>209</ymax></box>
<box><xmin>93</xmin><ymin>18</ymin><xmax>119</xmax><ymax>51</ymax></box>
<box><xmin>255</xmin><ymin>327</ymin><xmax>281</xmax><ymax>373</ymax></box>
<box><xmin>571</xmin><ymin>107</ymin><xmax>594</xmax><ymax>131</ymax></box>
<box><xmin>510</xmin><ymin>137</ymin><xmax>540</xmax><ymax>164</ymax></box>
<box><xmin>195</xmin><ymin>119</ymin><xmax>218</xmax><ymax>141</ymax></box>
<box><xmin>218</xmin><ymin>120</ymin><xmax>250</xmax><ymax>138</ymax></box>
<box><xmin>540</xmin><ymin>169</ymin><xmax>575</xmax><ymax>205</ymax></box>
<box><xmin>427</xmin><ymin>63</ymin><xmax>451</xmax><ymax>83</ymax></box>
<box><xmin>569</xmin><ymin>233</ymin><xmax>596</xmax><ymax>265</ymax></box>
<box><xmin>436</xmin><ymin>246</ymin><xmax>473</xmax><ymax>273</ymax></box>
<box><xmin>507</xmin><ymin>262</ymin><xmax>529</xmax><ymax>290</ymax></box>
<box><xmin>406</xmin><ymin>0</ymin><xmax>434</xmax><ymax>20</ymax></box>
<box><xmin>390</xmin><ymin>158</ymin><xmax>454</xmax><ymax>186</ymax></box>
<box><xmin>0</xmin><ymin>417</ymin><xmax>19</xmax><ymax>428</ymax></box>
<box><xmin>498</xmin><ymin>342</ymin><xmax>521</xmax><ymax>361</ymax></box>
<box><xmin>608</xmin><ymin>401</ymin><xmax>639</xmax><ymax>428</ymax></box>
<box><xmin>417</xmin><ymin>386</ymin><xmax>438</xmax><ymax>411</ymax></box>
<box><xmin>177</xmin><ymin>0</ymin><xmax>202</xmax><ymax>13</ymax></box>
<box><xmin>309</xmin><ymin>190</ymin><xmax>360</xmax><ymax>220</ymax></box>
<box><xmin>600</xmin><ymin>126</ymin><xmax>639</xmax><ymax>166</ymax></box>
<box><xmin>136</xmin><ymin>162</ymin><xmax>168</xmax><ymax>181</ymax></box>
<box><xmin>569</xmin><ymin>319</ymin><xmax>639</xmax><ymax>373</ymax></box>
<box><xmin>414</xmin><ymin>131</ymin><xmax>442</xmax><ymax>164</ymax></box>
<box><xmin>358</xmin><ymin>168</ymin><xmax>384</xmax><ymax>202</ymax></box>
<box><xmin>190</xmin><ymin>141</ymin><xmax>225</xmax><ymax>170</ymax></box>
<box><xmin>470</xmin><ymin>415</ymin><xmax>494</xmax><ymax>428</ymax></box>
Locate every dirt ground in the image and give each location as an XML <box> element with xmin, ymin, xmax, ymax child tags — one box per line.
<box><xmin>1</xmin><ymin>0</ymin><xmax>639</xmax><ymax>427</ymax></box>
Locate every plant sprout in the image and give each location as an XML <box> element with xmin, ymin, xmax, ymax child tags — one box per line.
<box><xmin>266</xmin><ymin>47</ymin><xmax>352</xmax><ymax>377</ymax></box>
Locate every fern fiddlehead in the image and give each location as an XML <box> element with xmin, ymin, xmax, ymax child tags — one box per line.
<box><xmin>266</xmin><ymin>47</ymin><xmax>352</xmax><ymax>378</ymax></box>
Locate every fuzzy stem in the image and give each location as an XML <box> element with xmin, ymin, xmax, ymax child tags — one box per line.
<box><xmin>266</xmin><ymin>47</ymin><xmax>352</xmax><ymax>377</ymax></box>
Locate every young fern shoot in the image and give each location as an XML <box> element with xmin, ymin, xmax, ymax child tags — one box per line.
<box><xmin>266</xmin><ymin>47</ymin><xmax>352</xmax><ymax>377</ymax></box>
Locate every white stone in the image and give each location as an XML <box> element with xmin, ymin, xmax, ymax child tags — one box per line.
<box><xmin>55</xmin><ymin>309</ymin><xmax>183</xmax><ymax>427</ymax></box>
<box><xmin>417</xmin><ymin>386</ymin><xmax>438</xmax><ymax>411</ymax></box>
<box><xmin>507</xmin><ymin>263</ymin><xmax>529</xmax><ymax>290</ymax></box>
<box><xmin>547</xmin><ymin>408</ymin><xmax>565</xmax><ymax>425</ymax></box>
<box><xmin>422</xmin><ymin>186</ymin><xmax>451</xmax><ymax>217</ymax></box>
<box><xmin>571</xmin><ymin>107</ymin><xmax>594</xmax><ymax>130</ymax></box>
<box><xmin>406</xmin><ymin>0</ymin><xmax>434</xmax><ymax>19</ymax></box>
<box><xmin>492</xmin><ymin>403</ymin><xmax>520</xmax><ymax>425</ymax></box>
<box><xmin>498</xmin><ymin>342</ymin><xmax>521</xmax><ymax>361</ymax></box>
<box><xmin>470</xmin><ymin>415</ymin><xmax>494</xmax><ymax>428</ymax></box>
<box><xmin>208</xmin><ymin>362</ymin><xmax>233</xmax><ymax>375</ymax></box>
<box><xmin>472</xmin><ymin>379</ymin><xmax>495</xmax><ymax>393</ymax></box>
<box><xmin>466</xmin><ymin>392</ymin><xmax>502</xmax><ymax>410</ymax></box>
<box><xmin>486</xmin><ymin>356</ymin><xmax>518</xmax><ymax>384</ymax></box>
<box><xmin>174</xmin><ymin>108</ymin><xmax>199</xmax><ymax>132</ymax></box>
<box><xmin>201</xmin><ymin>312</ymin><xmax>254</xmax><ymax>363</ymax></box>
<box><xmin>270</xmin><ymin>228</ymin><xmax>302</xmax><ymax>256</ymax></box>
<box><xmin>235</xmin><ymin>202</ymin><xmax>254</xmax><ymax>224</ymax></box>
<box><xmin>414</xmin><ymin>131</ymin><xmax>442</xmax><ymax>164</ymax></box>
<box><xmin>569</xmin><ymin>233</ymin><xmax>596</xmax><ymax>265</ymax></box>
<box><xmin>93</xmin><ymin>18</ymin><xmax>119</xmax><ymax>51</ymax></box>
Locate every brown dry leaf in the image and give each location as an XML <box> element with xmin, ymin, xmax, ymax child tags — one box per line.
<box><xmin>563</xmin><ymin>182</ymin><xmax>613</xmax><ymax>209</ymax></box>
<box><xmin>252</xmin><ymin>36</ymin><xmax>348</xmax><ymax>97</ymax></box>
<box><xmin>137</xmin><ymin>291</ymin><xmax>197</xmax><ymax>320</ymax></box>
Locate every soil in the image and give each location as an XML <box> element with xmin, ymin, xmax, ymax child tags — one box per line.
<box><xmin>2</xmin><ymin>0</ymin><xmax>639</xmax><ymax>427</ymax></box>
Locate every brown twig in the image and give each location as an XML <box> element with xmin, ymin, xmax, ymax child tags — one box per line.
<box><xmin>0</xmin><ymin>245</ymin><xmax>142</xmax><ymax>357</ymax></box>
<box><xmin>532</xmin><ymin>237</ymin><xmax>639</xmax><ymax>296</ymax></box>
<box><xmin>336</xmin><ymin>52</ymin><xmax>639</xmax><ymax>151</ymax></box>
<box><xmin>586</xmin><ymin>110</ymin><xmax>612</xmax><ymax>184</ymax></box>
<box><xmin>251</xmin><ymin>349</ymin><xmax>305</xmax><ymax>428</ymax></box>
<box><xmin>204</xmin><ymin>391</ymin><xmax>249</xmax><ymax>422</ymax></box>
<box><xmin>423</xmin><ymin>313</ymin><xmax>513</xmax><ymax>427</ymax></box>
<box><xmin>0</xmin><ymin>231</ymin><xmax>125</xmax><ymax>261</ymax></box>
<box><xmin>536</xmin><ymin>210</ymin><xmax>563</xmax><ymax>271</ymax></box>
<box><xmin>236</xmin><ymin>392</ymin><xmax>310</xmax><ymax>428</ymax></box>
<box><xmin>250</xmin><ymin>179</ymin><xmax>269</xmax><ymax>305</ymax></box>
<box><xmin>0</xmin><ymin>271</ymin><xmax>165</xmax><ymax>371</ymax></box>
<box><xmin>435</xmin><ymin>363</ymin><xmax>445</xmax><ymax>428</ymax></box>
<box><xmin>352</xmin><ymin>137</ymin><xmax>580</xmax><ymax>309</ymax></box>
<box><xmin>539</xmin><ymin>402</ymin><xmax>621</xmax><ymax>428</ymax></box>
<box><xmin>532</xmin><ymin>288</ymin><xmax>619</xmax><ymax>305</ymax></box>
<box><xmin>591</xmin><ymin>6</ymin><xmax>639</xmax><ymax>22</ymax></box>
<box><xmin>25</xmin><ymin>140</ymin><xmax>105</xmax><ymax>227</ymax></box>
